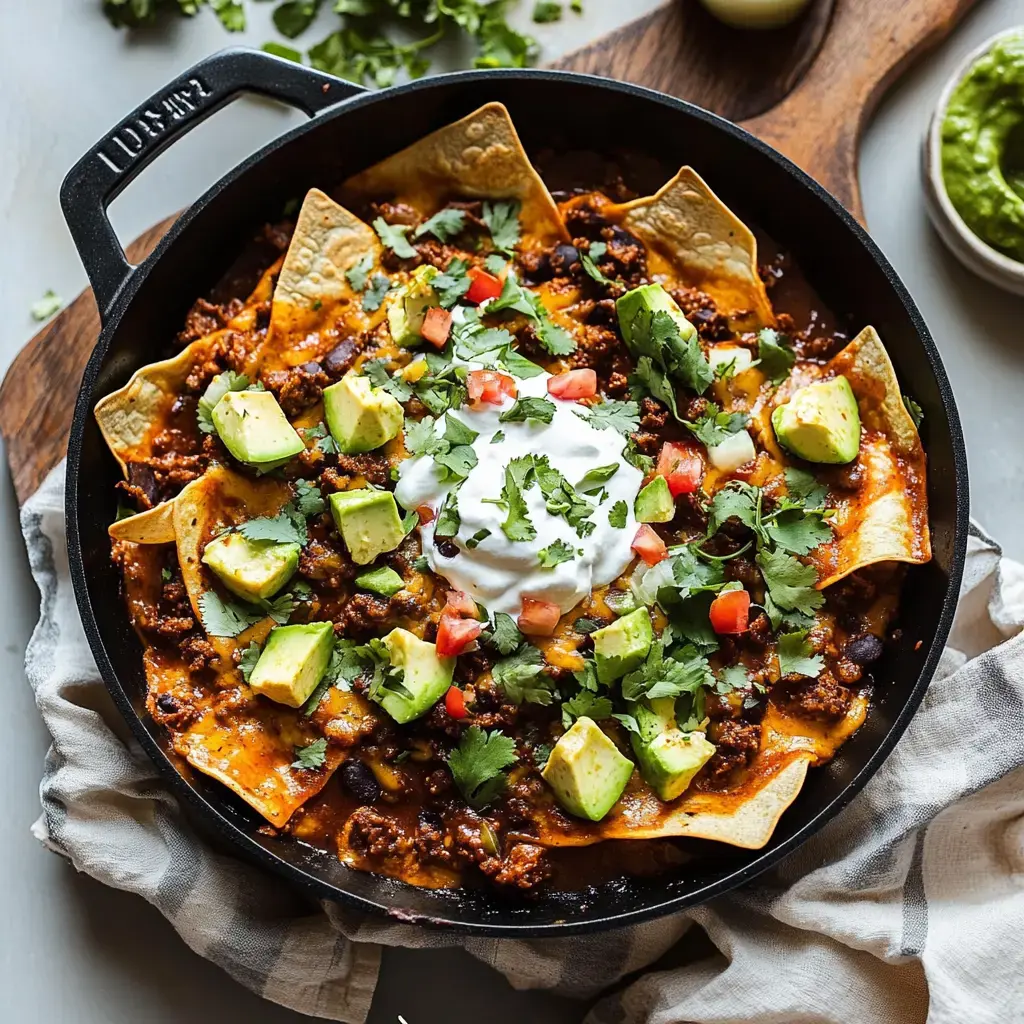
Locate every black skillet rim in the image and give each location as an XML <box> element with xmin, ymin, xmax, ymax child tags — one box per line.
<box><xmin>65</xmin><ymin>66</ymin><xmax>971</xmax><ymax>936</ymax></box>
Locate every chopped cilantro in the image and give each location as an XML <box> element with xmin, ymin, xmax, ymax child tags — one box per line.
<box><xmin>345</xmin><ymin>252</ymin><xmax>374</xmax><ymax>292</ymax></box>
<box><xmin>534</xmin><ymin>456</ymin><xmax>596</xmax><ymax>538</ymax></box>
<box><xmin>715</xmin><ymin>664</ymin><xmax>751</xmax><ymax>694</ymax></box>
<box><xmin>608</xmin><ymin>500</ymin><xmax>628</xmax><ymax>528</ymax></box>
<box><xmin>291</xmin><ymin>737</ymin><xmax>328</xmax><ymax>771</ymax></box>
<box><xmin>784</xmin><ymin>466</ymin><xmax>829</xmax><ymax>509</ymax></box>
<box><xmin>776</xmin><ymin>630</ymin><xmax>825</xmax><ymax>678</ymax></box>
<box><xmin>490</xmin><ymin>430</ymin><xmax>505</xmax><ymax>444</ymax></box>
<box><xmin>757</xmin><ymin>328</ymin><xmax>795</xmax><ymax>384</ymax></box>
<box><xmin>484</xmin><ymin>253</ymin><xmax>508</xmax><ymax>275</ymax></box>
<box><xmin>484</xmin><ymin>612</ymin><xmax>523</xmax><ymax>656</ymax></box>
<box><xmin>238</xmin><ymin>641</ymin><xmax>261</xmax><ymax>683</ymax></box>
<box><xmin>197</xmin><ymin>370</ymin><xmax>249</xmax><ymax>434</ymax></box>
<box><xmin>262</xmin><ymin>41</ymin><xmax>303</xmax><ymax>62</ymax></box>
<box><xmin>538</xmin><ymin>539</ymin><xmax>576</xmax><ymax>569</ymax></box>
<box><xmin>684</xmin><ymin>403</ymin><xmax>750</xmax><ymax>448</ymax></box>
<box><xmin>575</xmin><ymin>463</ymin><xmax>619</xmax><ymax>495</ymax></box>
<box><xmin>580</xmin><ymin>241</ymin><xmax>612</xmax><ymax>284</ymax></box>
<box><xmin>238</xmin><ymin>510</ymin><xmax>306</xmax><ymax>546</ymax></box>
<box><xmin>362</xmin><ymin>273</ymin><xmax>392</xmax><ymax>312</ymax></box>
<box><xmin>294</xmin><ymin>479</ymin><xmax>325</xmax><ymax>518</ymax></box>
<box><xmin>492</xmin><ymin>643</ymin><xmax>556</xmax><ymax>705</ymax></box>
<box><xmin>499</xmin><ymin>396</ymin><xmax>556</xmax><ymax>424</ymax></box>
<box><xmin>434</xmin><ymin>258</ymin><xmax>471</xmax><ymax>308</ymax></box>
<box><xmin>160</xmin><ymin>567</ymin><xmax>172</xmax><ymax>583</ymax></box>
<box><xmin>561</xmin><ymin>691</ymin><xmax>612</xmax><ymax>729</ymax></box>
<box><xmin>414</xmin><ymin>207</ymin><xmax>467</xmax><ymax>243</ymax></box>
<box><xmin>434</xmin><ymin>491</ymin><xmax>460</xmax><ymax>538</ymax></box>
<box><xmin>625</xmin><ymin>308</ymin><xmax>713</xmax><ymax>417</ymax></box>
<box><xmin>481</xmin><ymin>199</ymin><xmax>521</xmax><ymax>253</ymax></box>
<box><xmin>620</xmin><ymin>641</ymin><xmax>712</xmax><ymax>702</ymax></box>
<box><xmin>756</xmin><ymin>547</ymin><xmax>825</xmax><ymax>617</ymax></box>
<box><xmin>489</xmin><ymin>455</ymin><xmax>536</xmax><ymax>542</ymax></box>
<box><xmin>447</xmin><ymin>726</ymin><xmax>519</xmax><ymax>809</ymax></box>
<box><xmin>199</xmin><ymin>591</ymin><xmax>262</xmax><ymax>638</ymax></box>
<box><xmin>532</xmin><ymin>1</ymin><xmax>562</xmax><ymax>22</ymax></box>
<box><xmin>372</xmin><ymin>216</ymin><xmax>417</xmax><ymax>259</ymax></box>
<box><xmin>412</xmin><ymin>554</ymin><xmax>431</xmax><ymax>573</ymax></box>
<box><xmin>903</xmin><ymin>394</ymin><xmax>924</xmax><ymax>429</ymax></box>
<box><xmin>577</xmin><ymin>398</ymin><xmax>640</xmax><ymax>436</ymax></box>
<box><xmin>466</xmin><ymin>528</ymin><xmax>491</xmax><ymax>549</ymax></box>
<box><xmin>531</xmin><ymin>742</ymin><xmax>553</xmax><ymax>769</ymax></box>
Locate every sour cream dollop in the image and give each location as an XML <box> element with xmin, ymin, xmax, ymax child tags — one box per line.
<box><xmin>394</xmin><ymin>371</ymin><xmax>643</xmax><ymax>618</ymax></box>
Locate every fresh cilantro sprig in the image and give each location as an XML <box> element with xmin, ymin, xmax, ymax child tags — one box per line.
<box><xmin>482</xmin><ymin>612</ymin><xmax>523</xmax><ymax>655</ymax></box>
<box><xmin>447</xmin><ymin>726</ymin><xmax>519</xmax><ymax>809</ymax></box>
<box><xmin>538</xmin><ymin>539</ymin><xmax>577</xmax><ymax>568</ymax></box>
<box><xmin>499</xmin><ymin>397</ymin><xmax>555</xmax><ymax>424</ymax></box>
<box><xmin>561</xmin><ymin>690</ymin><xmax>613</xmax><ymax>729</ymax></box>
<box><xmin>492</xmin><ymin>642</ymin><xmax>557</xmax><ymax>705</ymax></box>
<box><xmin>580</xmin><ymin>241</ymin><xmax>613</xmax><ymax>285</ymax></box>
<box><xmin>577</xmin><ymin>399</ymin><xmax>640</xmax><ymax>436</ymax></box>
<box><xmin>776</xmin><ymin>630</ymin><xmax>825</xmax><ymax>678</ymax></box>
<box><xmin>372</xmin><ymin>217</ymin><xmax>417</xmax><ymax>259</ymax></box>
<box><xmin>415</xmin><ymin>208</ymin><xmax>467</xmax><ymax>243</ymax></box>
<box><xmin>757</xmin><ymin>328</ymin><xmax>795</xmax><ymax>385</ymax></box>
<box><xmin>481</xmin><ymin>200</ymin><xmax>521</xmax><ymax>253</ymax></box>
<box><xmin>684</xmin><ymin>402</ymin><xmax>749</xmax><ymax>448</ymax></box>
<box><xmin>197</xmin><ymin>370</ymin><xmax>249</xmax><ymax>434</ymax></box>
<box><xmin>291</xmin><ymin>737</ymin><xmax>328</xmax><ymax>771</ymax></box>
<box><xmin>620</xmin><ymin>641</ymin><xmax>713</xmax><ymax>703</ymax></box>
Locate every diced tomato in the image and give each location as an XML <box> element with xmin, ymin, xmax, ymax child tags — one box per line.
<box><xmin>444</xmin><ymin>685</ymin><xmax>468</xmax><ymax>719</ymax></box>
<box><xmin>420</xmin><ymin>307</ymin><xmax>452</xmax><ymax>348</ymax></box>
<box><xmin>467</xmin><ymin>369</ymin><xmax>517</xmax><ymax>406</ymax></box>
<box><xmin>632</xmin><ymin>524</ymin><xmax>668</xmax><ymax>566</ymax></box>
<box><xmin>416</xmin><ymin>504</ymin><xmax>435</xmax><ymax>526</ymax></box>
<box><xmin>436</xmin><ymin>612</ymin><xmax>483</xmax><ymax>657</ymax></box>
<box><xmin>444</xmin><ymin>590</ymin><xmax>479</xmax><ymax>619</ymax></box>
<box><xmin>465</xmin><ymin>266</ymin><xmax>504</xmax><ymax>305</ymax></box>
<box><xmin>656</xmin><ymin>441</ymin><xmax>704</xmax><ymax>497</ymax></box>
<box><xmin>547</xmin><ymin>368</ymin><xmax>597</xmax><ymax>400</ymax></box>
<box><xmin>518</xmin><ymin>597</ymin><xmax>561</xmax><ymax>636</ymax></box>
<box><xmin>709</xmin><ymin>589</ymin><xmax>751</xmax><ymax>634</ymax></box>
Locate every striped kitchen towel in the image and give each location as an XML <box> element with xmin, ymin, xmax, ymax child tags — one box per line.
<box><xmin>21</xmin><ymin>460</ymin><xmax>1024</xmax><ymax>1023</ymax></box>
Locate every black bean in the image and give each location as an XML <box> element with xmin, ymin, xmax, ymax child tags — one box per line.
<box><xmin>845</xmin><ymin>634</ymin><xmax>884</xmax><ymax>665</ymax></box>
<box><xmin>300</xmin><ymin>360</ymin><xmax>323</xmax><ymax>374</ymax></box>
<box><xmin>156</xmin><ymin>693</ymin><xmax>179</xmax><ymax>714</ymax></box>
<box><xmin>549</xmin><ymin>243</ymin><xmax>580</xmax><ymax>275</ymax></box>
<box><xmin>322</xmin><ymin>338</ymin><xmax>358</xmax><ymax>377</ymax></box>
<box><xmin>340</xmin><ymin>759</ymin><xmax>381</xmax><ymax>804</ymax></box>
<box><xmin>417</xmin><ymin>808</ymin><xmax>444</xmax><ymax>832</ymax></box>
<box><xmin>435</xmin><ymin>537</ymin><xmax>459</xmax><ymax>558</ymax></box>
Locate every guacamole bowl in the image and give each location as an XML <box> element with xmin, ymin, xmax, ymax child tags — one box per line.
<box><xmin>923</xmin><ymin>27</ymin><xmax>1024</xmax><ymax>295</ymax></box>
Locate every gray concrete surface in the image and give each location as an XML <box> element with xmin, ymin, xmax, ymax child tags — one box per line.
<box><xmin>0</xmin><ymin>0</ymin><xmax>1021</xmax><ymax>1021</ymax></box>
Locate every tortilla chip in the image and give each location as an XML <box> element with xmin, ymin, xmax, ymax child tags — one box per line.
<box><xmin>342</xmin><ymin>102</ymin><xmax>569</xmax><ymax>249</ymax></box>
<box><xmin>109</xmin><ymin>501</ymin><xmax>175</xmax><ymax>544</ymax></box>
<box><xmin>528</xmin><ymin>752</ymin><xmax>811</xmax><ymax>851</ymax></box>
<box><xmin>609</xmin><ymin>167</ymin><xmax>774</xmax><ymax>327</ymax></box>
<box><xmin>264</xmin><ymin>188</ymin><xmax>382</xmax><ymax>368</ymax></box>
<box><xmin>804</xmin><ymin>327</ymin><xmax>931</xmax><ymax>588</ymax></box>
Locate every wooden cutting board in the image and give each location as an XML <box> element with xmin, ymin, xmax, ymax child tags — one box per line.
<box><xmin>0</xmin><ymin>0</ymin><xmax>979</xmax><ymax>505</ymax></box>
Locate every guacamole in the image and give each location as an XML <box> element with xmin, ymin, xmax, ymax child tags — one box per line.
<box><xmin>941</xmin><ymin>35</ymin><xmax>1024</xmax><ymax>263</ymax></box>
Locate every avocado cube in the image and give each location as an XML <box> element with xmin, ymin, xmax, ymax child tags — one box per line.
<box><xmin>211</xmin><ymin>390</ymin><xmax>305</xmax><ymax>471</ymax></box>
<box><xmin>201</xmin><ymin>532</ymin><xmax>300</xmax><ymax>603</ymax></box>
<box><xmin>592</xmin><ymin>607</ymin><xmax>653</xmax><ymax>685</ymax></box>
<box><xmin>616</xmin><ymin>283</ymin><xmax>697</xmax><ymax>348</ymax></box>
<box><xmin>707</xmin><ymin>344</ymin><xmax>754</xmax><ymax>377</ymax></box>
<box><xmin>323</xmin><ymin>372</ymin><xmax>404</xmax><ymax>455</ymax></box>
<box><xmin>248</xmin><ymin>622</ymin><xmax>335</xmax><ymax>708</ymax></box>
<box><xmin>387</xmin><ymin>265</ymin><xmax>439</xmax><ymax>347</ymax></box>
<box><xmin>329</xmin><ymin>488</ymin><xmax>406</xmax><ymax>565</ymax></box>
<box><xmin>771</xmin><ymin>376</ymin><xmax>861</xmax><ymax>465</ymax></box>
<box><xmin>633</xmin><ymin>728</ymin><xmax>716</xmax><ymax>801</ymax></box>
<box><xmin>375</xmin><ymin>627</ymin><xmax>455</xmax><ymax>724</ymax></box>
<box><xmin>354</xmin><ymin>565</ymin><xmax>405</xmax><ymax>597</ymax></box>
<box><xmin>634</xmin><ymin>476</ymin><xmax>675</xmax><ymax>524</ymax></box>
<box><xmin>541</xmin><ymin>717</ymin><xmax>634</xmax><ymax>822</ymax></box>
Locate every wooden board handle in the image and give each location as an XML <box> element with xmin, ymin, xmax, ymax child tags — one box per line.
<box><xmin>740</xmin><ymin>0</ymin><xmax>981</xmax><ymax>221</ymax></box>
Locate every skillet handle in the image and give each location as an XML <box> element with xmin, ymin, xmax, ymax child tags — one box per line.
<box><xmin>60</xmin><ymin>47</ymin><xmax>365</xmax><ymax>319</ymax></box>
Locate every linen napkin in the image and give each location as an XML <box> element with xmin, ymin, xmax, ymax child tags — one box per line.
<box><xmin>21</xmin><ymin>460</ymin><xmax>1024</xmax><ymax>1024</ymax></box>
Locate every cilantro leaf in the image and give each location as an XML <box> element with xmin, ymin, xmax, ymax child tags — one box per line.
<box><xmin>580</xmin><ymin>240</ymin><xmax>612</xmax><ymax>284</ymax></box>
<box><xmin>273</xmin><ymin>0</ymin><xmax>321</xmax><ymax>38</ymax></box>
<box><xmin>684</xmin><ymin>403</ymin><xmax>749</xmax><ymax>448</ymax></box>
<box><xmin>531</xmin><ymin>742</ymin><xmax>553</xmax><ymax>769</ymax></box>
<box><xmin>346</xmin><ymin>252</ymin><xmax>374</xmax><ymax>292</ymax></box>
<box><xmin>491</xmin><ymin>430</ymin><xmax>505</xmax><ymax>444</ymax></box>
<box><xmin>294</xmin><ymin>479</ymin><xmax>325</xmax><ymax>518</ymax></box>
<box><xmin>291</xmin><ymin>737</ymin><xmax>328</xmax><ymax>771</ymax></box>
<box><xmin>493</xmin><ymin>643</ymin><xmax>556</xmax><ymax>705</ymax></box>
<box><xmin>776</xmin><ymin>630</ymin><xmax>825</xmax><ymax>678</ymax></box>
<box><xmin>576</xmin><ymin>463</ymin><xmax>619</xmax><ymax>495</ymax></box>
<box><xmin>442</xmin><ymin>414</ymin><xmax>478</xmax><ymax>446</ymax></box>
<box><xmin>756</xmin><ymin>548</ymin><xmax>825</xmax><ymax>616</ymax></box>
<box><xmin>757</xmin><ymin>328</ymin><xmax>795</xmax><ymax>384</ymax></box>
<box><xmin>716</xmin><ymin>664</ymin><xmax>751</xmax><ymax>694</ymax></box>
<box><xmin>481</xmin><ymin>200</ymin><xmax>521</xmax><ymax>253</ymax></box>
<box><xmin>434</xmin><ymin>258</ymin><xmax>471</xmax><ymax>308</ymax></box>
<box><xmin>199</xmin><ymin>591</ymin><xmax>263</xmax><ymax>638</ymax></box>
<box><xmin>434</xmin><ymin>444</ymin><xmax>478</xmax><ymax>482</ymax></box>
<box><xmin>533</xmin><ymin>456</ymin><xmax>596</xmax><ymax>538</ymax></box>
<box><xmin>434</xmin><ymin>491</ymin><xmax>460</xmax><ymax>538</ymax></box>
<box><xmin>903</xmin><ymin>394</ymin><xmax>924</xmax><ymax>430</ymax></box>
<box><xmin>447</xmin><ymin>726</ymin><xmax>519</xmax><ymax>809</ymax></box>
<box><xmin>707</xmin><ymin>481</ymin><xmax>760</xmax><ymax>536</ymax></box>
<box><xmin>484</xmin><ymin>253</ymin><xmax>508</xmax><ymax>275</ymax></box>
<box><xmin>538</xmin><ymin>539</ymin><xmax>576</xmax><ymax>569</ymax></box>
<box><xmin>499</xmin><ymin>396</ymin><xmax>556</xmax><ymax>424</ymax></box>
<box><xmin>485</xmin><ymin>612</ymin><xmax>523</xmax><ymax>656</ymax></box>
<box><xmin>492</xmin><ymin>455</ymin><xmax>536</xmax><ymax>542</ymax></box>
<box><xmin>621</xmin><ymin>641</ymin><xmax>712</xmax><ymax>702</ymax></box>
<box><xmin>626</xmin><ymin>307</ymin><xmax>713</xmax><ymax>406</ymax></box>
<box><xmin>238</xmin><ymin>511</ymin><xmax>306</xmax><ymax>546</ymax></box>
<box><xmin>238</xmin><ymin>641</ymin><xmax>261</xmax><ymax>683</ymax></box>
<box><xmin>405</xmin><ymin>416</ymin><xmax>442</xmax><ymax>457</ymax></box>
<box><xmin>362</xmin><ymin>273</ymin><xmax>392</xmax><ymax>312</ymax></box>
<box><xmin>415</xmin><ymin>208</ymin><xmax>467</xmax><ymax>243</ymax></box>
<box><xmin>373</xmin><ymin>216</ymin><xmax>417</xmax><ymax>259</ymax></box>
<box><xmin>197</xmin><ymin>370</ymin><xmax>249</xmax><ymax>434</ymax></box>
<box><xmin>784</xmin><ymin>466</ymin><xmax>829</xmax><ymax>509</ymax></box>
<box><xmin>763</xmin><ymin>508</ymin><xmax>832</xmax><ymax>555</ymax></box>
<box><xmin>611</xmin><ymin>712</ymin><xmax>641</xmax><ymax>736</ymax></box>
<box><xmin>608</xmin><ymin>500</ymin><xmax>628</xmax><ymax>528</ymax></box>
<box><xmin>578</xmin><ymin>399</ymin><xmax>640</xmax><ymax>436</ymax></box>
<box><xmin>362</xmin><ymin>359</ymin><xmax>413</xmax><ymax>402</ymax></box>
<box><xmin>561</xmin><ymin>691</ymin><xmax>612</xmax><ymax>729</ymax></box>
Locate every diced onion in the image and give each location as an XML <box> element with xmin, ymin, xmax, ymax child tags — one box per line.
<box><xmin>708</xmin><ymin>430</ymin><xmax>757</xmax><ymax>473</ymax></box>
<box><xmin>631</xmin><ymin>558</ymin><xmax>676</xmax><ymax>607</ymax></box>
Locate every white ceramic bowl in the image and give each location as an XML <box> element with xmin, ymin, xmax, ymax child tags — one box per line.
<box><xmin>922</xmin><ymin>27</ymin><xmax>1024</xmax><ymax>296</ymax></box>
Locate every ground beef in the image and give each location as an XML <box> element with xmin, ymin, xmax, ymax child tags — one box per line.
<box><xmin>263</xmin><ymin>363</ymin><xmax>329</xmax><ymax>418</ymax></box>
<box><xmin>370</xmin><ymin>201</ymin><xmax>422</xmax><ymax>228</ymax></box>
<box><xmin>562</xmin><ymin>199</ymin><xmax>611</xmax><ymax>240</ymax></box>
<box><xmin>335</xmin><ymin>453</ymin><xmax>391</xmax><ymax>488</ymax></box>
<box><xmin>179</xmin><ymin>634</ymin><xmax>216</xmax><ymax>672</ymax></box>
<box><xmin>480</xmin><ymin>843</ymin><xmax>552</xmax><ymax>891</ymax></box>
<box><xmin>747</xmin><ymin>613</ymin><xmax>773</xmax><ymax>648</ymax></box>
<box><xmin>148</xmin><ymin>688</ymin><xmax>198</xmax><ymax>731</ymax></box>
<box><xmin>115</xmin><ymin>480</ymin><xmax>153</xmax><ymax>513</ymax></box>
<box><xmin>384</xmin><ymin>533</ymin><xmax>423</xmax><ymax>577</ymax></box>
<box><xmin>177</xmin><ymin>297</ymin><xmax>243</xmax><ymax>346</ymax></box>
<box><xmin>411</xmin><ymin>238</ymin><xmax>470</xmax><ymax>272</ymax></box>
<box><xmin>799</xmin><ymin>335</ymin><xmax>846</xmax><ymax>361</ymax></box>
<box><xmin>639</xmin><ymin>396</ymin><xmax>669</xmax><ymax>432</ymax></box>
<box><xmin>777</xmin><ymin>670</ymin><xmax>852</xmax><ymax>720</ymax></box>
<box><xmin>600</xmin><ymin>225</ymin><xmax>648</xmax><ymax>288</ymax></box>
<box><xmin>340</xmin><ymin>593</ymin><xmax>394</xmax><ymax>638</ymax></box>
<box><xmin>347</xmin><ymin>808</ymin><xmax>411</xmax><ymax>858</ymax></box>
<box><xmin>669</xmin><ymin>286</ymin><xmax>730</xmax><ymax>341</ymax></box>
<box><xmin>298</xmin><ymin>535</ymin><xmax>354</xmax><ymax>588</ymax></box>
<box><xmin>705</xmin><ymin>719</ymin><xmax>761</xmax><ymax>779</ymax></box>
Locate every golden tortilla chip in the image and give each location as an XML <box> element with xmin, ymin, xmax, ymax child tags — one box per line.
<box><xmin>109</xmin><ymin>501</ymin><xmax>176</xmax><ymax>544</ymax></box>
<box><xmin>608</xmin><ymin>167</ymin><xmax>774</xmax><ymax>327</ymax></box>
<box><xmin>264</xmin><ymin>188</ymin><xmax>383</xmax><ymax>368</ymax></box>
<box><xmin>342</xmin><ymin>102</ymin><xmax>569</xmax><ymax>249</ymax></box>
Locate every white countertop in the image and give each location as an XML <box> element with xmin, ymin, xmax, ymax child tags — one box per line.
<box><xmin>1</xmin><ymin>1</ymin><xmax>1022</xmax><ymax>1021</ymax></box>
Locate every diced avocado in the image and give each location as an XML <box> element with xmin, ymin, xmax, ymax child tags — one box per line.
<box><xmin>201</xmin><ymin>532</ymin><xmax>299</xmax><ymax>603</ymax></box>
<box><xmin>592</xmin><ymin>607</ymin><xmax>654</xmax><ymax>685</ymax></box>
<box><xmin>376</xmin><ymin>627</ymin><xmax>455</xmax><ymax>724</ymax></box>
<box><xmin>541</xmin><ymin>717</ymin><xmax>634</xmax><ymax>822</ymax></box>
<box><xmin>211</xmin><ymin>390</ymin><xmax>305</xmax><ymax>471</ymax></box>
<box><xmin>771</xmin><ymin>376</ymin><xmax>861</xmax><ymax>465</ymax></box>
<box><xmin>630</xmin><ymin>697</ymin><xmax>716</xmax><ymax>801</ymax></box>
<box><xmin>329</xmin><ymin>488</ymin><xmax>406</xmax><ymax>565</ymax></box>
<box><xmin>355</xmin><ymin>565</ymin><xmax>405</xmax><ymax>597</ymax></box>
<box><xmin>616</xmin><ymin>283</ymin><xmax>697</xmax><ymax>348</ymax></box>
<box><xmin>323</xmin><ymin>372</ymin><xmax>403</xmax><ymax>455</ymax></box>
<box><xmin>387</xmin><ymin>265</ymin><xmax>439</xmax><ymax>347</ymax></box>
<box><xmin>634</xmin><ymin>476</ymin><xmax>675</xmax><ymax>524</ymax></box>
<box><xmin>248</xmin><ymin>622</ymin><xmax>334</xmax><ymax>708</ymax></box>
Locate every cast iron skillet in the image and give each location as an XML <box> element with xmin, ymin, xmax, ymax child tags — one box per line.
<box><xmin>62</xmin><ymin>47</ymin><xmax>969</xmax><ymax>936</ymax></box>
